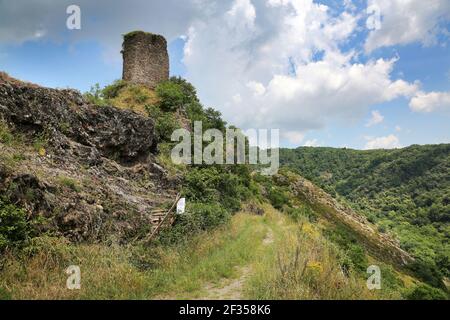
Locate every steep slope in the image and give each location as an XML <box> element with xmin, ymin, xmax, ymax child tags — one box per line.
<box><xmin>289</xmin><ymin>174</ymin><xmax>413</xmax><ymax>267</ymax></box>
<box><xmin>280</xmin><ymin>146</ymin><xmax>450</xmax><ymax>282</ymax></box>
<box><xmin>0</xmin><ymin>73</ymin><xmax>178</xmax><ymax>243</ymax></box>
<box><xmin>0</xmin><ymin>73</ymin><xmax>445</xmax><ymax>300</ymax></box>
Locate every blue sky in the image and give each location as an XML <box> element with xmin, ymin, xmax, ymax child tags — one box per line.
<box><xmin>0</xmin><ymin>0</ymin><xmax>449</xmax><ymax>149</ymax></box>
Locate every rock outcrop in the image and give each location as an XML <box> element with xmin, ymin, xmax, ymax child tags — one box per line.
<box><xmin>0</xmin><ymin>73</ymin><xmax>178</xmax><ymax>242</ymax></box>
<box><xmin>288</xmin><ymin>174</ymin><xmax>414</xmax><ymax>267</ymax></box>
<box><xmin>0</xmin><ymin>73</ymin><xmax>156</xmax><ymax>163</ymax></box>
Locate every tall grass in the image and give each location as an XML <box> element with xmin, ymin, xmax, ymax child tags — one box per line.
<box><xmin>0</xmin><ymin>213</ymin><xmax>265</xmax><ymax>299</ymax></box>
<box><xmin>0</xmin><ymin>205</ymin><xmax>406</xmax><ymax>300</ymax></box>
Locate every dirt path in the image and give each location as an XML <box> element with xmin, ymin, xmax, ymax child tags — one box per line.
<box><xmin>199</xmin><ymin>266</ymin><xmax>252</xmax><ymax>300</ymax></box>
<box><xmin>196</xmin><ymin>227</ymin><xmax>274</xmax><ymax>300</ymax></box>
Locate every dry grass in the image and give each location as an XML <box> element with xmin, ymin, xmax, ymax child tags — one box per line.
<box><xmin>109</xmin><ymin>85</ymin><xmax>158</xmax><ymax>115</ymax></box>
<box><xmin>0</xmin><ymin>205</ymin><xmax>406</xmax><ymax>300</ymax></box>
<box><xmin>244</xmin><ymin>205</ymin><xmax>401</xmax><ymax>300</ymax></box>
<box><xmin>0</xmin><ymin>72</ymin><xmax>39</xmax><ymax>87</ymax></box>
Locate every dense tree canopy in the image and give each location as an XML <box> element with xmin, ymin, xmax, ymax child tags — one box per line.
<box><xmin>280</xmin><ymin>145</ymin><xmax>450</xmax><ymax>279</ymax></box>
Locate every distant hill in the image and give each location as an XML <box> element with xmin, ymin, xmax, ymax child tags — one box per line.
<box><xmin>280</xmin><ymin>145</ymin><xmax>450</xmax><ymax>281</ymax></box>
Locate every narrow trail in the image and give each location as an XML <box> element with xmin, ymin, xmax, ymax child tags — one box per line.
<box><xmin>199</xmin><ymin>266</ymin><xmax>252</xmax><ymax>300</ymax></box>
<box><xmin>196</xmin><ymin>227</ymin><xmax>274</xmax><ymax>300</ymax></box>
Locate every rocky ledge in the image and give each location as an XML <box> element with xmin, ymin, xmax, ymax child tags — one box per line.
<box><xmin>0</xmin><ymin>73</ymin><xmax>178</xmax><ymax>243</ymax></box>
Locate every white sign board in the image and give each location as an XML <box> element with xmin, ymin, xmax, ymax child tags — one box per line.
<box><xmin>176</xmin><ymin>198</ymin><xmax>186</xmax><ymax>215</ymax></box>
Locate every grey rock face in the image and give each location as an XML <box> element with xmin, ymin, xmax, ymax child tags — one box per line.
<box><xmin>0</xmin><ymin>73</ymin><xmax>178</xmax><ymax>243</ymax></box>
<box><xmin>0</xmin><ymin>74</ymin><xmax>156</xmax><ymax>163</ymax></box>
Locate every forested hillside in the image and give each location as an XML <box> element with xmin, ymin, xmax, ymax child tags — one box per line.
<box><xmin>280</xmin><ymin>145</ymin><xmax>450</xmax><ymax>285</ymax></box>
<box><xmin>1</xmin><ymin>73</ymin><xmax>447</xmax><ymax>299</ymax></box>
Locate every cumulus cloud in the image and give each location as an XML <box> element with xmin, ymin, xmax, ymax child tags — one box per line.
<box><xmin>409</xmin><ymin>91</ymin><xmax>450</xmax><ymax>113</ymax></box>
<box><xmin>304</xmin><ymin>139</ymin><xmax>320</xmax><ymax>147</ymax></box>
<box><xmin>282</xmin><ymin>131</ymin><xmax>305</xmax><ymax>145</ymax></box>
<box><xmin>364</xmin><ymin>134</ymin><xmax>402</xmax><ymax>150</ymax></box>
<box><xmin>0</xmin><ymin>0</ymin><xmax>202</xmax><ymax>62</ymax></box>
<box><xmin>183</xmin><ymin>0</ymin><xmax>419</xmax><ymax>136</ymax></box>
<box><xmin>365</xmin><ymin>110</ymin><xmax>384</xmax><ymax>127</ymax></box>
<box><xmin>0</xmin><ymin>0</ymin><xmax>440</xmax><ymax>144</ymax></box>
<box><xmin>365</xmin><ymin>0</ymin><xmax>450</xmax><ymax>52</ymax></box>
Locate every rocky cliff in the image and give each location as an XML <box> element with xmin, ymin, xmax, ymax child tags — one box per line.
<box><xmin>0</xmin><ymin>73</ymin><xmax>178</xmax><ymax>242</ymax></box>
<box><xmin>289</xmin><ymin>174</ymin><xmax>414</xmax><ymax>267</ymax></box>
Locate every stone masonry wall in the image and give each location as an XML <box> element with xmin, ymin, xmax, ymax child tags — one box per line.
<box><xmin>122</xmin><ymin>31</ymin><xmax>169</xmax><ymax>89</ymax></box>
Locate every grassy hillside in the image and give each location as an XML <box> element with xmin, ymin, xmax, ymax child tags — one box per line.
<box><xmin>280</xmin><ymin>146</ymin><xmax>450</xmax><ymax>287</ymax></box>
<box><xmin>1</xmin><ymin>204</ymin><xmax>421</xmax><ymax>300</ymax></box>
<box><xmin>1</xmin><ymin>75</ymin><xmax>447</xmax><ymax>300</ymax></box>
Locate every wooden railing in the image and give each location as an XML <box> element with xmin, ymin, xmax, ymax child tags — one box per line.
<box><xmin>147</xmin><ymin>193</ymin><xmax>181</xmax><ymax>242</ymax></box>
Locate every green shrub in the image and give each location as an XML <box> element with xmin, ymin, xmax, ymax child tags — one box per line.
<box><xmin>183</xmin><ymin>168</ymin><xmax>220</xmax><ymax>203</ymax></box>
<box><xmin>158</xmin><ymin>202</ymin><xmax>230</xmax><ymax>245</ymax></box>
<box><xmin>146</xmin><ymin>104</ymin><xmax>179</xmax><ymax>142</ymax></box>
<box><xmin>0</xmin><ymin>198</ymin><xmax>30</xmax><ymax>251</ymax></box>
<box><xmin>407</xmin><ymin>260</ymin><xmax>445</xmax><ymax>289</ymax></box>
<box><xmin>102</xmin><ymin>80</ymin><xmax>127</xmax><ymax>99</ymax></box>
<box><xmin>0</xmin><ymin>121</ymin><xmax>14</xmax><ymax>145</ymax></box>
<box><xmin>286</xmin><ymin>205</ymin><xmax>318</xmax><ymax>222</ymax></box>
<box><xmin>0</xmin><ymin>286</ymin><xmax>11</xmax><ymax>300</ymax></box>
<box><xmin>129</xmin><ymin>86</ymin><xmax>150</xmax><ymax>104</ymax></box>
<box><xmin>169</xmin><ymin>77</ymin><xmax>199</xmax><ymax>104</ymax></box>
<box><xmin>155</xmin><ymin>81</ymin><xmax>187</xmax><ymax>112</ymax></box>
<box><xmin>346</xmin><ymin>244</ymin><xmax>368</xmax><ymax>273</ymax></box>
<box><xmin>83</xmin><ymin>83</ymin><xmax>108</xmax><ymax>106</ymax></box>
<box><xmin>405</xmin><ymin>284</ymin><xmax>448</xmax><ymax>300</ymax></box>
<box><xmin>267</xmin><ymin>187</ymin><xmax>289</xmax><ymax>210</ymax></box>
<box><xmin>183</xmin><ymin>167</ymin><xmax>250</xmax><ymax>212</ymax></box>
<box><xmin>21</xmin><ymin>236</ymin><xmax>75</xmax><ymax>268</ymax></box>
<box><xmin>57</xmin><ymin>176</ymin><xmax>81</xmax><ymax>193</ymax></box>
<box><xmin>325</xmin><ymin>226</ymin><xmax>369</xmax><ymax>274</ymax></box>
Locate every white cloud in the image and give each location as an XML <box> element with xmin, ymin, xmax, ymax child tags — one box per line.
<box><xmin>2</xmin><ymin>0</ymin><xmax>443</xmax><ymax>146</ymax></box>
<box><xmin>365</xmin><ymin>110</ymin><xmax>384</xmax><ymax>127</ymax></box>
<box><xmin>226</xmin><ymin>0</ymin><xmax>256</xmax><ymax>29</ymax></box>
<box><xmin>183</xmin><ymin>0</ymin><xmax>419</xmax><ymax>136</ymax></box>
<box><xmin>365</xmin><ymin>0</ymin><xmax>450</xmax><ymax>52</ymax></box>
<box><xmin>0</xmin><ymin>0</ymin><xmax>203</xmax><ymax>62</ymax></box>
<box><xmin>365</xmin><ymin>134</ymin><xmax>402</xmax><ymax>150</ymax></box>
<box><xmin>282</xmin><ymin>131</ymin><xmax>305</xmax><ymax>145</ymax></box>
<box><xmin>246</xmin><ymin>81</ymin><xmax>266</xmax><ymax>96</ymax></box>
<box><xmin>409</xmin><ymin>91</ymin><xmax>450</xmax><ymax>113</ymax></box>
<box><xmin>304</xmin><ymin>139</ymin><xmax>320</xmax><ymax>147</ymax></box>
<box><xmin>395</xmin><ymin>125</ymin><xmax>402</xmax><ymax>132</ymax></box>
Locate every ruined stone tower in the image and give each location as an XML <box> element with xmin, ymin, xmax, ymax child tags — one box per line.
<box><xmin>122</xmin><ymin>31</ymin><xmax>169</xmax><ymax>89</ymax></box>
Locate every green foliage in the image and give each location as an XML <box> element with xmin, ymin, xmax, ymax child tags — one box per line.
<box><xmin>285</xmin><ymin>205</ymin><xmax>318</xmax><ymax>222</ymax></box>
<box><xmin>169</xmin><ymin>77</ymin><xmax>199</xmax><ymax>104</ymax></box>
<box><xmin>186</xmin><ymin>102</ymin><xmax>227</xmax><ymax>132</ymax></box>
<box><xmin>0</xmin><ymin>286</ymin><xmax>11</xmax><ymax>300</ymax></box>
<box><xmin>83</xmin><ymin>80</ymin><xmax>129</xmax><ymax>106</ymax></box>
<box><xmin>57</xmin><ymin>176</ymin><xmax>81</xmax><ymax>193</ymax></box>
<box><xmin>158</xmin><ymin>202</ymin><xmax>230</xmax><ymax>246</ymax></box>
<box><xmin>407</xmin><ymin>260</ymin><xmax>446</xmax><ymax>289</ymax></box>
<box><xmin>325</xmin><ymin>225</ymin><xmax>369</xmax><ymax>273</ymax></box>
<box><xmin>123</xmin><ymin>30</ymin><xmax>153</xmax><ymax>41</ymax></box>
<box><xmin>83</xmin><ymin>83</ymin><xmax>108</xmax><ymax>106</ymax></box>
<box><xmin>0</xmin><ymin>120</ymin><xmax>14</xmax><ymax>145</ymax></box>
<box><xmin>280</xmin><ymin>144</ymin><xmax>450</xmax><ymax>282</ymax></box>
<box><xmin>145</xmin><ymin>104</ymin><xmax>179</xmax><ymax>142</ymax></box>
<box><xmin>183</xmin><ymin>166</ymin><xmax>251</xmax><ymax>212</ymax></box>
<box><xmin>405</xmin><ymin>284</ymin><xmax>448</xmax><ymax>300</ymax></box>
<box><xmin>155</xmin><ymin>80</ymin><xmax>189</xmax><ymax>112</ymax></box>
<box><xmin>101</xmin><ymin>80</ymin><xmax>127</xmax><ymax>99</ymax></box>
<box><xmin>0</xmin><ymin>198</ymin><xmax>30</xmax><ymax>251</ymax></box>
<box><xmin>267</xmin><ymin>187</ymin><xmax>289</xmax><ymax>210</ymax></box>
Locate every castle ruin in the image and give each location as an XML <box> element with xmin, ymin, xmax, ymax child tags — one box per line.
<box><xmin>122</xmin><ymin>31</ymin><xmax>169</xmax><ymax>89</ymax></box>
